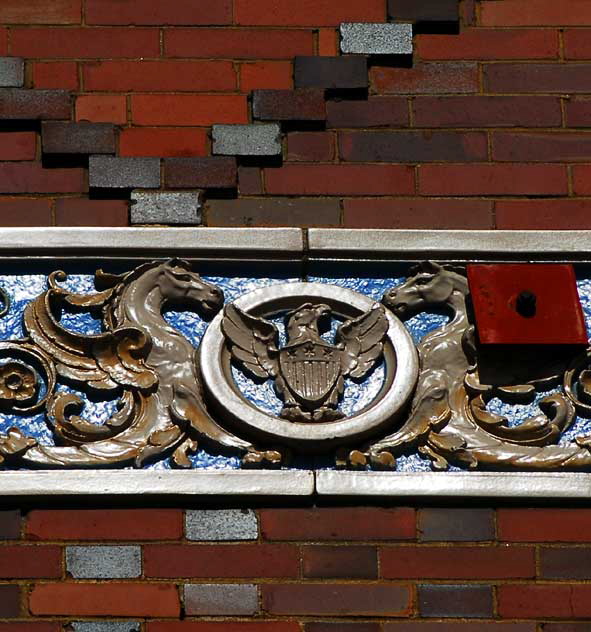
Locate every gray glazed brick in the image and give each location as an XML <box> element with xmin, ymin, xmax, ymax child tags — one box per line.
<box><xmin>89</xmin><ymin>155</ymin><xmax>160</xmax><ymax>189</ymax></box>
<box><xmin>184</xmin><ymin>583</ymin><xmax>258</xmax><ymax>615</ymax></box>
<box><xmin>340</xmin><ymin>23</ymin><xmax>413</xmax><ymax>56</ymax></box>
<box><xmin>186</xmin><ymin>509</ymin><xmax>258</xmax><ymax>541</ymax></box>
<box><xmin>70</xmin><ymin>623</ymin><xmax>140</xmax><ymax>632</ymax></box>
<box><xmin>0</xmin><ymin>58</ymin><xmax>24</xmax><ymax>87</ymax></box>
<box><xmin>131</xmin><ymin>191</ymin><xmax>201</xmax><ymax>225</ymax></box>
<box><xmin>212</xmin><ymin>124</ymin><xmax>281</xmax><ymax>156</ymax></box>
<box><xmin>66</xmin><ymin>546</ymin><xmax>141</xmax><ymax>579</ymax></box>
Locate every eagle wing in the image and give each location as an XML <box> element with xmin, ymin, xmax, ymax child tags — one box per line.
<box><xmin>336</xmin><ymin>304</ymin><xmax>389</xmax><ymax>380</ymax></box>
<box><xmin>221</xmin><ymin>303</ymin><xmax>280</xmax><ymax>380</ymax></box>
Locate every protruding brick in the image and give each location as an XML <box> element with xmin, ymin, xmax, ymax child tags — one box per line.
<box><xmin>0</xmin><ymin>545</ymin><xmax>61</xmax><ymax>578</ymax></box>
<box><xmin>131</xmin><ymin>191</ymin><xmax>201</xmax><ymax>225</ymax></box>
<box><xmin>66</xmin><ymin>546</ymin><xmax>141</xmax><ymax>579</ymax></box>
<box><xmin>419</xmin><ymin>585</ymin><xmax>493</xmax><ymax>618</ymax></box>
<box><xmin>0</xmin><ymin>585</ymin><xmax>20</xmax><ymax>617</ymax></box>
<box><xmin>496</xmin><ymin>200</ymin><xmax>591</xmax><ymax>230</ymax></box>
<box><xmin>540</xmin><ymin>547</ymin><xmax>591</xmax><ymax>579</ymax></box>
<box><xmin>0</xmin><ymin>0</ymin><xmax>81</xmax><ymax>25</ymax></box>
<box><xmin>86</xmin><ymin>0</ymin><xmax>232</xmax><ymax>25</ymax></box>
<box><xmin>0</xmin><ymin>132</ymin><xmax>36</xmax><ymax>161</ymax></box>
<box><xmin>389</xmin><ymin>0</ymin><xmax>459</xmax><ymax>22</ymax></box>
<box><xmin>132</xmin><ymin>95</ymin><xmax>248</xmax><ymax>126</ymax></box>
<box><xmin>253</xmin><ymin>89</ymin><xmax>326</xmax><ymax>121</ymax></box>
<box><xmin>327</xmin><ymin>97</ymin><xmax>409</xmax><ymax>128</ymax></box>
<box><xmin>76</xmin><ymin>95</ymin><xmax>127</xmax><ymax>124</ymax></box>
<box><xmin>0</xmin><ymin>511</ymin><xmax>21</xmax><ymax>539</ymax></box>
<box><xmin>340</xmin><ymin>23</ymin><xmax>412</xmax><ymax>55</ymax></box>
<box><xmin>184</xmin><ymin>584</ymin><xmax>258</xmax><ymax>616</ymax></box>
<box><xmin>241</xmin><ymin>61</ymin><xmax>293</xmax><ymax>91</ymax></box>
<box><xmin>0</xmin><ymin>163</ymin><xmax>86</xmax><ymax>193</ymax></box>
<box><xmin>302</xmin><ymin>546</ymin><xmax>378</xmax><ymax>578</ymax></box>
<box><xmin>120</xmin><ymin>128</ymin><xmax>208</xmax><ymax>158</ymax></box>
<box><xmin>418</xmin><ymin>508</ymin><xmax>495</xmax><ymax>541</ymax></box>
<box><xmin>89</xmin><ymin>156</ymin><xmax>160</xmax><ymax>189</ymax></box>
<box><xmin>212</xmin><ymin>124</ymin><xmax>282</xmax><ymax>156</ymax></box>
<box><xmin>55</xmin><ymin>199</ymin><xmax>128</xmax><ymax>226</ymax></box>
<box><xmin>70</xmin><ymin>624</ymin><xmax>140</xmax><ymax>632</ymax></box>
<box><xmin>287</xmin><ymin>132</ymin><xmax>335</xmax><ymax>161</ymax></box>
<box><xmin>164</xmin><ymin>157</ymin><xmax>237</xmax><ymax>189</ymax></box>
<box><xmin>32</xmin><ymin>61</ymin><xmax>78</xmax><ymax>90</ymax></box>
<box><xmin>42</xmin><ymin>122</ymin><xmax>116</xmax><ymax>154</ymax></box>
<box><xmin>186</xmin><ymin>509</ymin><xmax>258</xmax><ymax>541</ymax></box>
<box><xmin>0</xmin><ymin>198</ymin><xmax>52</xmax><ymax>226</ymax></box>
<box><xmin>295</xmin><ymin>56</ymin><xmax>368</xmax><ymax>89</ymax></box>
<box><xmin>372</xmin><ymin>62</ymin><xmax>479</xmax><ymax>94</ymax></box>
<box><xmin>0</xmin><ymin>58</ymin><xmax>24</xmax><ymax>87</ymax></box>
<box><xmin>0</xmin><ymin>89</ymin><xmax>71</xmax><ymax>119</ymax></box>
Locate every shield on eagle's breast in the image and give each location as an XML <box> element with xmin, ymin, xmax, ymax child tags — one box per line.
<box><xmin>279</xmin><ymin>342</ymin><xmax>341</xmax><ymax>407</ymax></box>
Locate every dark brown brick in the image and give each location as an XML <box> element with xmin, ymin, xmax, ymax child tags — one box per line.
<box><xmin>419</xmin><ymin>585</ymin><xmax>493</xmax><ymax>618</ymax></box>
<box><xmin>303</xmin><ymin>546</ymin><xmax>378</xmax><ymax>578</ymax></box>
<box><xmin>287</xmin><ymin>132</ymin><xmax>334</xmax><ymax>161</ymax></box>
<box><xmin>55</xmin><ymin>198</ymin><xmax>128</xmax><ymax>226</ymax></box>
<box><xmin>295</xmin><ymin>56</ymin><xmax>368</xmax><ymax>89</ymax></box>
<box><xmin>0</xmin><ymin>545</ymin><xmax>61</xmax><ymax>578</ymax></box>
<box><xmin>253</xmin><ymin>89</ymin><xmax>326</xmax><ymax>120</ymax></box>
<box><xmin>0</xmin><ymin>89</ymin><xmax>71</xmax><ymax>119</ymax></box>
<box><xmin>238</xmin><ymin>166</ymin><xmax>262</xmax><ymax>195</ymax></box>
<box><xmin>485</xmin><ymin>64</ymin><xmax>591</xmax><ymax>93</ymax></box>
<box><xmin>0</xmin><ymin>625</ymin><xmax>61</xmax><ymax>632</ymax></box>
<box><xmin>493</xmin><ymin>132</ymin><xmax>591</xmax><ymax>161</ymax></box>
<box><xmin>339</xmin><ymin>131</ymin><xmax>487</xmax><ymax>162</ymax></box>
<box><xmin>371</xmin><ymin>63</ymin><xmax>478</xmax><ymax>95</ymax></box>
<box><xmin>540</xmin><ymin>547</ymin><xmax>591</xmax><ymax>579</ymax></box>
<box><xmin>306</xmin><ymin>625</ymin><xmax>380</xmax><ymax>632</ymax></box>
<box><xmin>164</xmin><ymin>157</ymin><xmax>237</xmax><ymax>189</ymax></box>
<box><xmin>42</xmin><ymin>122</ymin><xmax>116</xmax><ymax>154</ymax></box>
<box><xmin>0</xmin><ymin>198</ymin><xmax>52</xmax><ymax>226</ymax></box>
<box><xmin>0</xmin><ymin>163</ymin><xmax>86</xmax><ymax>194</ymax></box>
<box><xmin>0</xmin><ymin>511</ymin><xmax>20</xmax><ymax>539</ymax></box>
<box><xmin>566</xmin><ymin>98</ymin><xmax>591</xmax><ymax>126</ymax></box>
<box><xmin>389</xmin><ymin>0</ymin><xmax>459</xmax><ymax>22</ymax></box>
<box><xmin>327</xmin><ymin>97</ymin><xmax>409</xmax><ymax>128</ymax></box>
<box><xmin>384</xmin><ymin>625</ymin><xmax>535</xmax><ymax>632</ymax></box>
<box><xmin>543</xmin><ymin>626</ymin><xmax>591</xmax><ymax>632</ymax></box>
<box><xmin>0</xmin><ymin>585</ymin><xmax>20</xmax><ymax>617</ymax></box>
<box><xmin>418</xmin><ymin>508</ymin><xmax>495</xmax><ymax>542</ymax></box>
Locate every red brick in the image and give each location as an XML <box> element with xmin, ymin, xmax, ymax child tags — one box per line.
<box><xmin>307</xmin><ymin>625</ymin><xmax>379</xmax><ymax>632</ymax></box>
<box><xmin>498</xmin><ymin>584</ymin><xmax>591</xmax><ymax>618</ymax></box>
<box><xmin>371</xmin><ymin>63</ymin><xmax>478</xmax><ymax>94</ymax></box>
<box><xmin>343</xmin><ymin>198</ymin><xmax>492</xmax><ymax>229</ymax></box>
<box><xmin>0</xmin><ymin>625</ymin><xmax>61</xmax><ymax>632</ymax></box>
<box><xmin>241</xmin><ymin>62</ymin><xmax>292</xmax><ymax>91</ymax></box>
<box><xmin>0</xmin><ymin>545</ymin><xmax>61</xmax><ymax>578</ymax></box>
<box><xmin>120</xmin><ymin>127</ymin><xmax>208</xmax><ymax>157</ymax></box>
<box><xmin>165</xmin><ymin>28</ymin><xmax>314</xmax><ymax>59</ymax></box>
<box><xmin>0</xmin><ymin>132</ymin><xmax>36</xmax><ymax>161</ymax></box>
<box><xmin>0</xmin><ymin>29</ymin><xmax>7</xmax><ymax>55</ymax></box>
<box><xmin>147</xmin><ymin>624</ymin><xmax>300</xmax><ymax>632</ymax></box>
<box><xmin>0</xmin><ymin>0</ymin><xmax>80</xmax><ymax>24</ymax></box>
<box><xmin>418</xmin><ymin>164</ymin><xmax>568</xmax><ymax>196</ymax></box>
<box><xmin>55</xmin><ymin>198</ymin><xmax>128</xmax><ymax>226</ymax></box>
<box><xmin>565</xmin><ymin>30</ymin><xmax>591</xmax><ymax>59</ymax></box>
<box><xmin>86</xmin><ymin>0</ymin><xmax>232</xmax><ymax>25</ymax></box>
<box><xmin>0</xmin><ymin>163</ymin><xmax>85</xmax><ymax>194</ymax></box>
<box><xmin>11</xmin><ymin>27</ymin><xmax>159</xmax><ymax>58</ymax></box>
<box><xmin>327</xmin><ymin>97</ymin><xmax>409</xmax><ymax>128</ymax></box>
<box><xmin>238</xmin><ymin>167</ymin><xmax>262</xmax><ymax>195</ymax></box>
<box><xmin>164</xmin><ymin>157</ymin><xmax>237</xmax><ymax>188</ymax></box>
<box><xmin>498</xmin><ymin>509</ymin><xmax>591</xmax><ymax>542</ymax></box>
<box><xmin>260</xmin><ymin>508</ymin><xmax>415</xmax><ymax>540</ymax></box>
<box><xmin>485</xmin><ymin>63</ymin><xmax>591</xmax><ymax>93</ymax></box>
<box><xmin>481</xmin><ymin>1</ymin><xmax>591</xmax><ymax>26</ymax></box>
<box><xmin>381</xmin><ymin>545</ymin><xmax>534</xmax><ymax>579</ymax></box>
<box><xmin>417</xmin><ymin>29</ymin><xmax>558</xmax><ymax>60</ymax></box>
<box><xmin>235</xmin><ymin>0</ymin><xmax>385</xmax><ymax>26</ymax></box>
<box><xmin>144</xmin><ymin>544</ymin><xmax>299</xmax><ymax>578</ymax></box>
<box><xmin>497</xmin><ymin>200</ymin><xmax>591</xmax><ymax>229</ymax></box>
<box><xmin>262</xmin><ymin>584</ymin><xmax>411</xmax><ymax>616</ymax></box>
<box><xmin>0</xmin><ymin>198</ymin><xmax>52</xmax><ymax>226</ymax></box>
<box><xmin>287</xmin><ymin>132</ymin><xmax>335</xmax><ymax>161</ymax></box>
<box><xmin>574</xmin><ymin>165</ymin><xmax>591</xmax><ymax>194</ymax></box>
<box><xmin>132</xmin><ymin>95</ymin><xmax>248</xmax><ymax>126</ymax></box>
<box><xmin>566</xmin><ymin>98</ymin><xmax>591</xmax><ymax>126</ymax></box>
<box><xmin>493</xmin><ymin>132</ymin><xmax>591</xmax><ymax>161</ymax></box>
<box><xmin>0</xmin><ymin>90</ymin><xmax>71</xmax><ymax>120</ymax></box>
<box><xmin>29</xmin><ymin>583</ymin><xmax>180</xmax><ymax>617</ymax></box>
<box><xmin>318</xmin><ymin>29</ymin><xmax>338</xmax><ymax>56</ymax></box>
<box><xmin>32</xmin><ymin>62</ymin><xmax>78</xmax><ymax>90</ymax></box>
<box><xmin>76</xmin><ymin>95</ymin><xmax>127</xmax><ymax>124</ymax></box>
<box><xmin>302</xmin><ymin>546</ymin><xmax>378</xmax><ymax>578</ymax></box>
<box><xmin>26</xmin><ymin>509</ymin><xmax>183</xmax><ymax>540</ymax></box>
<box><xmin>413</xmin><ymin>96</ymin><xmax>561</xmax><ymax>127</ymax></box>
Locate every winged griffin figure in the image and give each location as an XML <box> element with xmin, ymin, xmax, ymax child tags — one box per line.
<box><xmin>222</xmin><ymin>301</ymin><xmax>389</xmax><ymax>422</ymax></box>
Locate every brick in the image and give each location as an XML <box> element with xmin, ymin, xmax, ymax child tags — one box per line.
<box><xmin>499</xmin><ymin>509</ymin><xmax>591</xmax><ymax>541</ymax></box>
<box><xmin>209</xmin><ymin>198</ymin><xmax>340</xmax><ymax>226</ymax></box>
<box><xmin>132</xmin><ymin>95</ymin><xmax>248</xmax><ymax>126</ymax></box>
<box><xmin>30</xmin><ymin>583</ymin><xmax>180</xmax><ymax>617</ymax></box>
<box><xmin>413</xmin><ymin>96</ymin><xmax>561</xmax><ymax>127</ymax></box>
<box><xmin>0</xmin><ymin>545</ymin><xmax>60</xmax><ymax>578</ymax></box>
<box><xmin>253</xmin><ymin>90</ymin><xmax>324</xmax><ymax>121</ymax></box>
<box><xmin>71</xmin><ymin>624</ymin><xmax>140</xmax><ymax>632</ymax></box>
<box><xmin>498</xmin><ymin>584</ymin><xmax>591</xmax><ymax>618</ymax></box>
<box><xmin>0</xmin><ymin>58</ymin><xmax>24</xmax><ymax>87</ymax></box>
<box><xmin>76</xmin><ymin>95</ymin><xmax>127</xmax><ymax>124</ymax></box>
<box><xmin>543</xmin><ymin>627</ymin><xmax>591</xmax><ymax>632</ymax></box>
<box><xmin>66</xmin><ymin>545</ymin><xmax>141</xmax><ymax>578</ymax></box>
<box><xmin>541</xmin><ymin>547</ymin><xmax>591</xmax><ymax>578</ymax></box>
<box><xmin>486</xmin><ymin>63</ymin><xmax>591</xmax><ymax>93</ymax></box>
<box><xmin>340</xmin><ymin>23</ymin><xmax>413</xmax><ymax>55</ymax></box>
<box><xmin>119</xmin><ymin>128</ymin><xmax>208</xmax><ymax>157</ymax></box>
<box><xmin>574</xmin><ymin>165</ymin><xmax>591</xmax><ymax>194</ymax></box>
<box><xmin>307</xmin><ymin>626</ymin><xmax>380</xmax><ymax>632</ymax></box>
<box><xmin>327</xmin><ymin>97</ymin><xmax>408</xmax><ymax>128</ymax></box>
<box><xmin>26</xmin><ymin>509</ymin><xmax>183</xmax><ymax>540</ymax></box>
<box><xmin>493</xmin><ymin>132</ymin><xmax>591</xmax><ymax>161</ymax></box>
<box><xmin>238</xmin><ymin>167</ymin><xmax>262</xmax><ymax>195</ymax></box>
<box><xmin>0</xmin><ymin>163</ymin><xmax>85</xmax><ymax>194</ymax></box>
<box><xmin>480</xmin><ymin>1</ymin><xmax>591</xmax><ymax>26</ymax></box>
<box><xmin>235</xmin><ymin>0</ymin><xmax>385</xmax><ymax>26</ymax></box>
<box><xmin>418</xmin><ymin>164</ymin><xmax>568</xmax><ymax>196</ymax></box>
<box><xmin>319</xmin><ymin>29</ymin><xmax>338</xmax><ymax>56</ymax></box>
<box><xmin>131</xmin><ymin>191</ymin><xmax>201</xmax><ymax>225</ymax></box>
<box><xmin>381</xmin><ymin>545</ymin><xmax>534</xmax><ymax>579</ymax></box>
<box><xmin>372</xmin><ymin>63</ymin><xmax>478</xmax><ymax>94</ymax></box>
<box><xmin>263</xmin><ymin>584</ymin><xmax>411</xmax><ymax>616</ymax></box>
<box><xmin>565</xmin><ymin>30</ymin><xmax>591</xmax><ymax>59</ymax></box>
<box><xmin>419</xmin><ymin>584</ymin><xmax>493</xmax><ymax>618</ymax></box>
<box><xmin>496</xmin><ymin>200</ymin><xmax>591</xmax><ymax>229</ymax></box>
<box><xmin>241</xmin><ymin>62</ymin><xmax>292</xmax><ymax>91</ymax></box>
<box><xmin>11</xmin><ymin>27</ymin><xmax>159</xmax><ymax>58</ymax></box>
<box><xmin>0</xmin><ymin>90</ymin><xmax>71</xmax><ymax>120</ymax></box>
<box><xmin>0</xmin><ymin>30</ymin><xmax>6</xmax><ymax>55</ymax></box>
<box><xmin>212</xmin><ymin>124</ymin><xmax>282</xmax><ymax>156</ymax></box>
<box><xmin>55</xmin><ymin>198</ymin><xmax>128</xmax><ymax>226</ymax></box>
<box><xmin>86</xmin><ymin>0</ymin><xmax>232</xmax><ymax>25</ymax></box>
<box><xmin>389</xmin><ymin>0</ymin><xmax>459</xmax><ymax>22</ymax></box>
<box><xmin>89</xmin><ymin>156</ymin><xmax>160</xmax><ymax>189</ymax></box>
<box><xmin>32</xmin><ymin>62</ymin><xmax>78</xmax><ymax>90</ymax></box>
<box><xmin>83</xmin><ymin>60</ymin><xmax>236</xmax><ymax>92</ymax></box>
<box><xmin>295</xmin><ymin>56</ymin><xmax>368</xmax><ymax>89</ymax></box>
<box><xmin>418</xmin><ymin>508</ymin><xmax>495</xmax><ymax>541</ymax></box>
<box><xmin>0</xmin><ymin>585</ymin><xmax>20</xmax><ymax>617</ymax></box>
<box><xmin>42</xmin><ymin>122</ymin><xmax>116</xmax><ymax>155</ymax></box>
<box><xmin>0</xmin><ymin>0</ymin><xmax>80</xmax><ymax>24</ymax></box>
<box><xmin>343</xmin><ymin>198</ymin><xmax>492</xmax><ymax>229</ymax></box>
<box><xmin>260</xmin><ymin>508</ymin><xmax>415</xmax><ymax>540</ymax></box>
<box><xmin>164</xmin><ymin>157</ymin><xmax>237</xmax><ymax>189</ymax></box>
<box><xmin>184</xmin><ymin>584</ymin><xmax>258</xmax><ymax>616</ymax></box>
<box><xmin>417</xmin><ymin>29</ymin><xmax>558</xmax><ymax>60</ymax></box>
<box><xmin>0</xmin><ymin>132</ymin><xmax>36</xmax><ymax>161</ymax></box>
<box><xmin>566</xmin><ymin>98</ymin><xmax>591</xmax><ymax>126</ymax></box>
<box><xmin>0</xmin><ymin>511</ymin><xmax>20</xmax><ymax>539</ymax></box>
<box><xmin>339</xmin><ymin>131</ymin><xmax>487</xmax><ymax>162</ymax></box>
<box><xmin>0</xmin><ymin>198</ymin><xmax>52</xmax><ymax>226</ymax></box>
<box><xmin>186</xmin><ymin>509</ymin><xmax>258</xmax><ymax>541</ymax></box>
<box><xmin>287</xmin><ymin>132</ymin><xmax>335</xmax><ymax>161</ymax></box>
<box><xmin>0</xmin><ymin>625</ymin><xmax>61</xmax><ymax>632</ymax></box>
<box><xmin>165</xmin><ymin>28</ymin><xmax>314</xmax><ymax>59</ymax></box>
<box><xmin>302</xmin><ymin>546</ymin><xmax>378</xmax><ymax>578</ymax></box>
<box><xmin>147</xmin><ymin>624</ymin><xmax>300</xmax><ymax>632</ymax></box>
<box><xmin>383</xmin><ymin>626</ymin><xmax>535</xmax><ymax>632</ymax></box>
